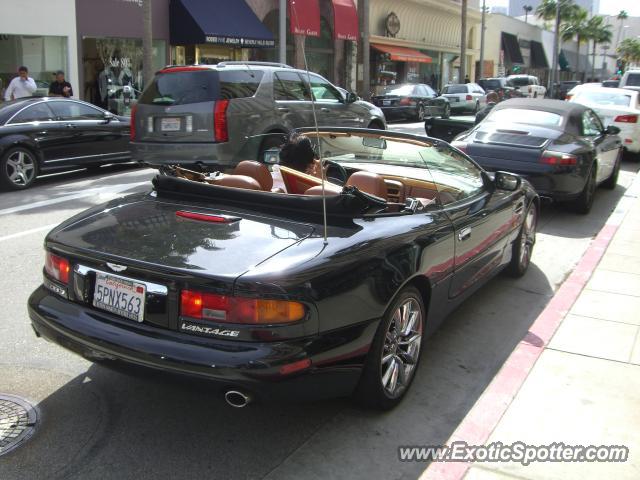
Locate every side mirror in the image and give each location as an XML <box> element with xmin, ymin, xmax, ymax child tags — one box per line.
<box><xmin>605</xmin><ymin>125</ymin><xmax>621</xmax><ymax>135</ymax></box>
<box><xmin>494</xmin><ymin>171</ymin><xmax>521</xmax><ymax>191</ymax></box>
<box><xmin>103</xmin><ymin>111</ymin><xmax>115</xmax><ymax>122</ymax></box>
<box><xmin>345</xmin><ymin>92</ymin><xmax>358</xmax><ymax>104</ymax></box>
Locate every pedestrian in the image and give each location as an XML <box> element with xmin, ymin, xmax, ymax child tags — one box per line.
<box><xmin>3</xmin><ymin>66</ymin><xmax>37</xmax><ymax>101</ymax></box>
<box><xmin>475</xmin><ymin>91</ymin><xmax>500</xmax><ymax>125</ymax></box>
<box><xmin>464</xmin><ymin>75</ymin><xmax>470</xmax><ymax>84</ymax></box>
<box><xmin>49</xmin><ymin>70</ymin><xmax>73</xmax><ymax>97</ymax></box>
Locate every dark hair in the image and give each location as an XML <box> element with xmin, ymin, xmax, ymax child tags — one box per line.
<box><xmin>18</xmin><ymin>66</ymin><xmax>28</xmax><ymax>73</ymax></box>
<box><xmin>279</xmin><ymin>133</ymin><xmax>316</xmax><ymax>172</ymax></box>
<box><xmin>55</xmin><ymin>70</ymin><xmax>65</xmax><ymax>76</ymax></box>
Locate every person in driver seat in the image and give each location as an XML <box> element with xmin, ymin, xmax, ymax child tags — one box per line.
<box><xmin>279</xmin><ymin>133</ymin><xmax>323</xmax><ymax>178</ymax></box>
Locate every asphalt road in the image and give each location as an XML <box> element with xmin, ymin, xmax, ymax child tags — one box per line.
<box><xmin>1</xmin><ymin>132</ymin><xmax>638</xmax><ymax>480</ymax></box>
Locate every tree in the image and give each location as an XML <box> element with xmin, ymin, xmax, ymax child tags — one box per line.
<box><xmin>586</xmin><ymin>16</ymin><xmax>613</xmax><ymax>80</ymax></box>
<box><xmin>617</xmin><ymin>38</ymin><xmax>640</xmax><ymax>70</ymax></box>
<box><xmin>561</xmin><ymin>6</ymin><xmax>588</xmax><ymax>80</ymax></box>
<box><xmin>616</xmin><ymin>10</ymin><xmax>628</xmax><ymax>49</ymax></box>
<box><xmin>535</xmin><ymin>0</ymin><xmax>576</xmax><ymax>23</ymax></box>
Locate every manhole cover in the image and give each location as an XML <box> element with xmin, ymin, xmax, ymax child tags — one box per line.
<box><xmin>0</xmin><ymin>394</ymin><xmax>38</xmax><ymax>456</ymax></box>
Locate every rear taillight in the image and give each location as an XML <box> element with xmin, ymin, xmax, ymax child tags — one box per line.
<box><xmin>540</xmin><ymin>151</ymin><xmax>578</xmax><ymax>166</ymax></box>
<box><xmin>130</xmin><ymin>103</ymin><xmax>137</xmax><ymax>140</ymax></box>
<box><xmin>180</xmin><ymin>290</ymin><xmax>306</xmax><ymax>325</ymax></box>
<box><xmin>451</xmin><ymin>140</ymin><xmax>468</xmax><ymax>153</ymax></box>
<box><xmin>614</xmin><ymin>114</ymin><xmax>638</xmax><ymax>123</ymax></box>
<box><xmin>45</xmin><ymin>251</ymin><xmax>70</xmax><ymax>284</ymax></box>
<box><xmin>214</xmin><ymin>100</ymin><xmax>229</xmax><ymax>142</ymax></box>
<box><xmin>565</xmin><ymin>94</ymin><xmax>573</xmax><ymax>101</ymax></box>
<box><xmin>399</xmin><ymin>97</ymin><xmax>415</xmax><ymax>106</ymax></box>
<box><xmin>465</xmin><ymin>95</ymin><xmax>472</xmax><ymax>101</ymax></box>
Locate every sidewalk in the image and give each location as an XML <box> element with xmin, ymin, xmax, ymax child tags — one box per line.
<box><xmin>424</xmin><ymin>171</ymin><xmax>640</xmax><ymax>480</ymax></box>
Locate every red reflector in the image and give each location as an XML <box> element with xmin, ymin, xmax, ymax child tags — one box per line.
<box><xmin>614</xmin><ymin>114</ymin><xmax>638</xmax><ymax>123</ymax></box>
<box><xmin>466</xmin><ymin>95</ymin><xmax>472</xmax><ymax>101</ymax></box>
<box><xmin>130</xmin><ymin>103</ymin><xmax>137</xmax><ymax>141</ymax></box>
<box><xmin>625</xmin><ymin>138</ymin><xmax>633</xmax><ymax>144</ymax></box>
<box><xmin>45</xmin><ymin>251</ymin><xmax>70</xmax><ymax>284</ymax></box>
<box><xmin>399</xmin><ymin>97</ymin><xmax>412</xmax><ymax>106</ymax></box>
<box><xmin>279</xmin><ymin>358</ymin><xmax>312</xmax><ymax>375</ymax></box>
<box><xmin>540</xmin><ymin>151</ymin><xmax>577</xmax><ymax>166</ymax></box>
<box><xmin>176</xmin><ymin>210</ymin><xmax>237</xmax><ymax>223</ymax></box>
<box><xmin>214</xmin><ymin>99</ymin><xmax>229</xmax><ymax>142</ymax></box>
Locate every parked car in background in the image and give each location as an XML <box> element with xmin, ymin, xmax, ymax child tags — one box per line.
<box><xmin>477</xmin><ymin>78</ymin><xmax>522</xmax><ymax>101</ymax></box>
<box><xmin>29</xmin><ymin>126</ymin><xmax>538</xmax><ymax>410</ymax></box>
<box><xmin>0</xmin><ymin>97</ymin><xmax>130</xmax><ymax>190</ymax></box>
<box><xmin>556</xmin><ymin>80</ymin><xmax>581</xmax><ymax>99</ymax></box>
<box><xmin>452</xmin><ymin>98</ymin><xmax>622</xmax><ymax>214</ymax></box>
<box><xmin>440</xmin><ymin>83</ymin><xmax>485</xmax><ymax>113</ymax></box>
<box><xmin>372</xmin><ymin>83</ymin><xmax>450</xmax><ymax>120</ymax></box>
<box><xmin>506</xmin><ymin>75</ymin><xmax>546</xmax><ymax>98</ymax></box>
<box><xmin>568</xmin><ymin>86</ymin><xmax>640</xmax><ymax>159</ymax></box>
<box><xmin>564</xmin><ymin>82</ymin><xmax>603</xmax><ymax>101</ymax></box>
<box><xmin>619</xmin><ymin>69</ymin><xmax>640</xmax><ymax>92</ymax></box>
<box><xmin>336</xmin><ymin>86</ymin><xmax>385</xmax><ymax>121</ymax></box>
<box><xmin>131</xmin><ymin>62</ymin><xmax>386</xmax><ymax>171</ymax></box>
<box><xmin>602</xmin><ymin>79</ymin><xmax>620</xmax><ymax>88</ymax></box>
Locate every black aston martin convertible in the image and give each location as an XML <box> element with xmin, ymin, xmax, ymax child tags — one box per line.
<box><xmin>28</xmin><ymin>128</ymin><xmax>538</xmax><ymax>410</ymax></box>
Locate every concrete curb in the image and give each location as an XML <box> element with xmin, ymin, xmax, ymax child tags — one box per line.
<box><xmin>422</xmin><ymin>170</ymin><xmax>640</xmax><ymax>480</ymax></box>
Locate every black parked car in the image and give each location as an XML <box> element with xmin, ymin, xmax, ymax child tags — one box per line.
<box><xmin>452</xmin><ymin>99</ymin><xmax>622</xmax><ymax>214</ymax></box>
<box><xmin>477</xmin><ymin>78</ymin><xmax>522</xmax><ymax>101</ymax></box>
<box><xmin>372</xmin><ymin>83</ymin><xmax>450</xmax><ymax>121</ymax></box>
<box><xmin>0</xmin><ymin>97</ymin><xmax>131</xmax><ymax>190</ymax></box>
<box><xmin>555</xmin><ymin>80</ymin><xmax>581</xmax><ymax>99</ymax></box>
<box><xmin>29</xmin><ymin>127</ymin><xmax>538</xmax><ymax>410</ymax></box>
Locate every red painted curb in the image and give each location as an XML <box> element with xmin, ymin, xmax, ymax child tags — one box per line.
<box><xmin>422</xmin><ymin>195</ymin><xmax>633</xmax><ymax>480</ymax></box>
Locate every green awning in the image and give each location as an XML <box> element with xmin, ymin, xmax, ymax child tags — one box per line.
<box><xmin>559</xmin><ymin>50</ymin><xmax>570</xmax><ymax>71</ymax></box>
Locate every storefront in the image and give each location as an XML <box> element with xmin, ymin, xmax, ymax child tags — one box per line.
<box><xmin>368</xmin><ymin>0</ymin><xmax>480</xmax><ymax>93</ymax></box>
<box><xmin>75</xmin><ymin>0</ymin><xmax>171</xmax><ymax>115</ymax></box>
<box><xmin>0</xmin><ymin>0</ymin><xmax>77</xmax><ymax>101</ymax></box>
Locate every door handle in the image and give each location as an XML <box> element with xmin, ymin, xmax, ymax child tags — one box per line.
<box><xmin>457</xmin><ymin>227</ymin><xmax>472</xmax><ymax>242</ymax></box>
<box><xmin>65</xmin><ymin>123</ymin><xmax>78</xmax><ymax>128</ymax></box>
<box><xmin>320</xmin><ymin>107</ymin><xmax>330</xmax><ymax>112</ymax></box>
<box><xmin>277</xmin><ymin>107</ymin><xmax>290</xmax><ymax>113</ymax></box>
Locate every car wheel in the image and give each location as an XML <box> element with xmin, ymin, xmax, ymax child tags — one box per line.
<box><xmin>534</xmin><ymin>92</ymin><xmax>538</xmax><ymax>99</ymax></box>
<box><xmin>602</xmin><ymin>149</ymin><xmax>621</xmax><ymax>190</ymax></box>
<box><xmin>573</xmin><ymin>164</ymin><xmax>597</xmax><ymax>214</ymax></box>
<box><xmin>0</xmin><ymin>147</ymin><xmax>38</xmax><ymax>190</ymax></box>
<box><xmin>367</xmin><ymin>121</ymin><xmax>385</xmax><ymax>130</ymax></box>
<box><xmin>417</xmin><ymin>104</ymin><xmax>426</xmax><ymax>121</ymax></box>
<box><xmin>473</xmin><ymin>101</ymin><xmax>479</xmax><ymax>114</ymax></box>
<box><xmin>354</xmin><ymin>286</ymin><xmax>425</xmax><ymax>410</ymax></box>
<box><xmin>441</xmin><ymin>103</ymin><xmax>450</xmax><ymax>119</ymax></box>
<box><xmin>506</xmin><ymin>202</ymin><xmax>537</xmax><ymax>277</ymax></box>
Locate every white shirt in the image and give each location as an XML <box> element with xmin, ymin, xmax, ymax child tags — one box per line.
<box><xmin>4</xmin><ymin>76</ymin><xmax>37</xmax><ymax>101</ymax></box>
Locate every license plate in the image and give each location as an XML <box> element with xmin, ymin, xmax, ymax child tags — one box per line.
<box><xmin>452</xmin><ymin>98</ymin><xmax>459</xmax><ymax>102</ymax></box>
<box><xmin>161</xmin><ymin>117</ymin><xmax>181</xmax><ymax>132</ymax></box>
<box><xmin>93</xmin><ymin>272</ymin><xmax>146</xmax><ymax>322</ymax></box>
<box><xmin>383</xmin><ymin>100</ymin><xmax>391</xmax><ymax>106</ymax></box>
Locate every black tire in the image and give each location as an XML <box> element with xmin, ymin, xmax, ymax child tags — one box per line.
<box><xmin>602</xmin><ymin>149</ymin><xmax>621</xmax><ymax>190</ymax></box>
<box><xmin>0</xmin><ymin>146</ymin><xmax>38</xmax><ymax>190</ymax></box>
<box><xmin>441</xmin><ymin>103</ymin><xmax>450</xmax><ymax>119</ymax></box>
<box><xmin>354</xmin><ymin>286</ymin><xmax>425</xmax><ymax>410</ymax></box>
<box><xmin>623</xmin><ymin>148</ymin><xmax>640</xmax><ymax>162</ymax></box>
<box><xmin>573</xmin><ymin>164</ymin><xmax>597</xmax><ymax>215</ymax></box>
<box><xmin>473</xmin><ymin>102</ymin><xmax>479</xmax><ymax>114</ymax></box>
<box><xmin>367</xmin><ymin>121</ymin><xmax>385</xmax><ymax>130</ymax></box>
<box><xmin>416</xmin><ymin>104</ymin><xmax>426</xmax><ymax>121</ymax></box>
<box><xmin>506</xmin><ymin>202</ymin><xmax>537</xmax><ymax>277</ymax></box>
<box><xmin>533</xmin><ymin>92</ymin><xmax>539</xmax><ymax>99</ymax></box>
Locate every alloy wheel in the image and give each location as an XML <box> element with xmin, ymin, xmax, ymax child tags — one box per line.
<box><xmin>380</xmin><ymin>298</ymin><xmax>423</xmax><ymax>398</ymax></box>
<box><xmin>519</xmin><ymin>206</ymin><xmax>537</xmax><ymax>269</ymax></box>
<box><xmin>5</xmin><ymin>150</ymin><xmax>36</xmax><ymax>187</ymax></box>
<box><xmin>418</xmin><ymin>105</ymin><xmax>425</xmax><ymax>121</ymax></box>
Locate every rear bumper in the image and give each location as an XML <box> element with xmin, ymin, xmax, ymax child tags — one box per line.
<box><xmin>380</xmin><ymin>106</ymin><xmax>417</xmax><ymax>119</ymax></box>
<box><xmin>28</xmin><ymin>286</ymin><xmax>373</xmax><ymax>401</ymax></box>
<box><xmin>131</xmin><ymin>141</ymin><xmax>243</xmax><ymax>170</ymax></box>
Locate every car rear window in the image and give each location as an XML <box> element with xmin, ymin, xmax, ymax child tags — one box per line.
<box><xmin>382</xmin><ymin>84</ymin><xmax>415</xmax><ymax>96</ymax></box>
<box><xmin>139</xmin><ymin>69</ymin><xmax>264</xmax><ymax>106</ymax></box>
<box><xmin>507</xmin><ymin>77</ymin><xmax>529</xmax><ymax>87</ymax></box>
<box><xmin>480</xmin><ymin>80</ymin><xmax>501</xmax><ymax>90</ymax></box>
<box><xmin>625</xmin><ymin>73</ymin><xmax>640</xmax><ymax>87</ymax></box>
<box><xmin>442</xmin><ymin>85</ymin><xmax>467</xmax><ymax>94</ymax></box>
<box><xmin>487</xmin><ymin>108</ymin><xmax>563</xmax><ymax>127</ymax></box>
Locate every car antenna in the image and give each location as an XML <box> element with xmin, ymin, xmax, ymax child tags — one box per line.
<box><xmin>291</xmin><ymin>1</ymin><xmax>328</xmax><ymax>245</ymax></box>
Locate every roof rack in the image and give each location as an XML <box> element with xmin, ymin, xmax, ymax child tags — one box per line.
<box><xmin>216</xmin><ymin>61</ymin><xmax>293</xmax><ymax>69</ymax></box>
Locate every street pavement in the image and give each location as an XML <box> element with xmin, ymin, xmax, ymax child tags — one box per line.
<box><xmin>0</xmin><ymin>127</ymin><xmax>638</xmax><ymax>480</ymax></box>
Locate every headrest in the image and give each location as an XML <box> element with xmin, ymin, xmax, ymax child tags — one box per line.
<box><xmin>305</xmin><ymin>184</ymin><xmax>342</xmax><ymax>196</ymax></box>
<box><xmin>346</xmin><ymin>171</ymin><xmax>388</xmax><ymax>201</ymax></box>
<box><xmin>233</xmin><ymin>160</ymin><xmax>273</xmax><ymax>191</ymax></box>
<box><xmin>212</xmin><ymin>174</ymin><xmax>262</xmax><ymax>190</ymax></box>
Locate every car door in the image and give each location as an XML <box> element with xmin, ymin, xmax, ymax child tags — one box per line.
<box><xmin>272</xmin><ymin>70</ymin><xmax>315</xmax><ymax>129</ymax></box>
<box><xmin>422</xmin><ymin>84</ymin><xmax>443</xmax><ymax>116</ymax></box>
<box><xmin>421</xmin><ymin>147</ymin><xmax>518</xmax><ymax>299</ymax></box>
<box><xmin>582</xmin><ymin>109</ymin><xmax>618</xmax><ymax>183</ymax></box>
<box><xmin>305</xmin><ymin>74</ymin><xmax>361</xmax><ymax>127</ymax></box>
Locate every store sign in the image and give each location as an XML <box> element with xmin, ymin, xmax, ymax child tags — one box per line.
<box><xmin>204</xmin><ymin>36</ymin><xmax>275</xmax><ymax>47</ymax></box>
<box><xmin>114</xmin><ymin>0</ymin><xmax>142</xmax><ymax>6</ymax></box>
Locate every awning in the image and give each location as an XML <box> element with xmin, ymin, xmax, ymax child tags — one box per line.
<box><xmin>331</xmin><ymin>0</ymin><xmax>359</xmax><ymax>41</ymax></box>
<box><xmin>530</xmin><ymin>41</ymin><xmax>549</xmax><ymax>69</ymax></box>
<box><xmin>289</xmin><ymin>0</ymin><xmax>320</xmax><ymax>37</ymax></box>
<box><xmin>371</xmin><ymin>44</ymin><xmax>433</xmax><ymax>64</ymax></box>
<box><xmin>501</xmin><ymin>32</ymin><xmax>524</xmax><ymax>65</ymax></box>
<box><xmin>169</xmin><ymin>0</ymin><xmax>275</xmax><ymax>47</ymax></box>
<box><xmin>559</xmin><ymin>49</ymin><xmax>570</xmax><ymax>71</ymax></box>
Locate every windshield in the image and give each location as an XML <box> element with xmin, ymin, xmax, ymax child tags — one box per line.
<box><xmin>382</xmin><ymin>85</ymin><xmax>415</xmax><ymax>96</ymax></box>
<box><xmin>625</xmin><ymin>73</ymin><xmax>640</xmax><ymax>87</ymax></box>
<box><xmin>480</xmin><ymin>80</ymin><xmax>502</xmax><ymax>89</ymax></box>
<box><xmin>573</xmin><ymin>91</ymin><xmax>632</xmax><ymax>107</ymax></box>
<box><xmin>507</xmin><ymin>77</ymin><xmax>529</xmax><ymax>87</ymax></box>
<box><xmin>442</xmin><ymin>85</ymin><xmax>467</xmax><ymax>94</ymax></box>
<box><xmin>487</xmin><ymin>108</ymin><xmax>563</xmax><ymax>127</ymax></box>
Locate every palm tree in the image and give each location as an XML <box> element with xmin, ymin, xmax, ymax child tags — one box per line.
<box><xmin>616</xmin><ymin>10</ymin><xmax>629</xmax><ymax>48</ymax></box>
<box><xmin>535</xmin><ymin>0</ymin><xmax>575</xmax><ymax>23</ymax></box>
<box><xmin>587</xmin><ymin>16</ymin><xmax>613</xmax><ymax>80</ymax></box>
<box><xmin>561</xmin><ymin>6</ymin><xmax>589</xmax><ymax>80</ymax></box>
<box><xmin>617</xmin><ymin>38</ymin><xmax>640</xmax><ymax>70</ymax></box>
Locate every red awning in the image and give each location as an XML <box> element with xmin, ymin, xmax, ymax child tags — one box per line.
<box><xmin>289</xmin><ymin>0</ymin><xmax>320</xmax><ymax>37</ymax></box>
<box><xmin>331</xmin><ymin>0</ymin><xmax>359</xmax><ymax>41</ymax></box>
<box><xmin>372</xmin><ymin>44</ymin><xmax>433</xmax><ymax>64</ymax></box>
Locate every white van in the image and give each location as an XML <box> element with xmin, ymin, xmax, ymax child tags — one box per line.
<box><xmin>619</xmin><ymin>69</ymin><xmax>640</xmax><ymax>92</ymax></box>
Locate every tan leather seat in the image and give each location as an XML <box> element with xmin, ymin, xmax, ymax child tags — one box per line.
<box><xmin>233</xmin><ymin>161</ymin><xmax>274</xmax><ymax>191</ymax></box>
<box><xmin>346</xmin><ymin>171</ymin><xmax>388</xmax><ymax>200</ymax></box>
<box><xmin>304</xmin><ymin>184</ymin><xmax>342</xmax><ymax>196</ymax></box>
<box><xmin>211</xmin><ymin>174</ymin><xmax>262</xmax><ymax>190</ymax></box>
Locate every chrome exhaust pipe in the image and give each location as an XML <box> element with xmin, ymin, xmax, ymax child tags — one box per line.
<box><xmin>224</xmin><ymin>390</ymin><xmax>252</xmax><ymax>408</ymax></box>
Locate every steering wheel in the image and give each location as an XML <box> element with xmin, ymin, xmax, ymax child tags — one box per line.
<box><xmin>324</xmin><ymin>160</ymin><xmax>349</xmax><ymax>185</ymax></box>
